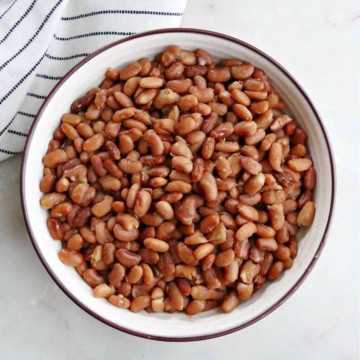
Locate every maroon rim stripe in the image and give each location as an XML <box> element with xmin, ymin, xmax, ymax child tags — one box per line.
<box><xmin>20</xmin><ymin>28</ymin><xmax>336</xmax><ymax>342</ymax></box>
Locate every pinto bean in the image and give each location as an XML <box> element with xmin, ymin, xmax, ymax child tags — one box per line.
<box><xmin>297</xmin><ymin>201</ymin><xmax>316</xmax><ymax>226</ymax></box>
<box><xmin>199</xmin><ymin>172</ymin><xmax>218</xmax><ymax>202</ymax></box>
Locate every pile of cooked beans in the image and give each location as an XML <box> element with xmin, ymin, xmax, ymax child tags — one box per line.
<box><xmin>40</xmin><ymin>46</ymin><xmax>316</xmax><ymax>315</ymax></box>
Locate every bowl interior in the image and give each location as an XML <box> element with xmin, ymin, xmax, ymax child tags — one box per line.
<box><xmin>22</xmin><ymin>30</ymin><xmax>333</xmax><ymax>340</ymax></box>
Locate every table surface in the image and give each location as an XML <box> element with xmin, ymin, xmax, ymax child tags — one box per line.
<box><xmin>0</xmin><ymin>0</ymin><xmax>359</xmax><ymax>359</ymax></box>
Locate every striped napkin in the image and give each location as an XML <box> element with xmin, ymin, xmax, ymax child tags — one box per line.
<box><xmin>0</xmin><ymin>0</ymin><xmax>187</xmax><ymax>161</ymax></box>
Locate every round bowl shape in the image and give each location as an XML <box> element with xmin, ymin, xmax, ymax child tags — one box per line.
<box><xmin>21</xmin><ymin>28</ymin><xmax>335</xmax><ymax>341</ymax></box>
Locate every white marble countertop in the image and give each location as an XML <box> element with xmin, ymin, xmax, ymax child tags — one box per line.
<box><xmin>0</xmin><ymin>0</ymin><xmax>359</xmax><ymax>358</ymax></box>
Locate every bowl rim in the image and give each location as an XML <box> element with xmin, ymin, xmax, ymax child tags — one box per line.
<box><xmin>20</xmin><ymin>27</ymin><xmax>336</xmax><ymax>342</ymax></box>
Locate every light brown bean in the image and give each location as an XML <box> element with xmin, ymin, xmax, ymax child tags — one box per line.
<box><xmin>297</xmin><ymin>201</ymin><xmax>316</xmax><ymax>226</ymax></box>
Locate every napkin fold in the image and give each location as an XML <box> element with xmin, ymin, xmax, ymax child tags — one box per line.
<box><xmin>0</xmin><ymin>0</ymin><xmax>187</xmax><ymax>161</ymax></box>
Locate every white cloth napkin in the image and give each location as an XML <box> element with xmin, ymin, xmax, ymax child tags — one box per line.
<box><xmin>0</xmin><ymin>0</ymin><xmax>187</xmax><ymax>161</ymax></box>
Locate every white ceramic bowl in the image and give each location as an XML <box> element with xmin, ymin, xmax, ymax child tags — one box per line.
<box><xmin>21</xmin><ymin>29</ymin><xmax>335</xmax><ymax>341</ymax></box>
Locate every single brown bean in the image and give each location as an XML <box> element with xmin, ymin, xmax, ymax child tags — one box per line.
<box><xmin>268</xmin><ymin>204</ymin><xmax>285</xmax><ymax>231</ymax></box>
<box><xmin>199</xmin><ymin>172</ymin><xmax>218</xmax><ymax>202</ymax></box>
<box><xmin>62</xmin><ymin>113</ymin><xmax>81</xmax><ymax>126</ymax></box>
<box><xmin>108</xmin><ymin>295</ymin><xmax>130</xmax><ymax>309</ymax></box>
<box><xmin>165</xmin><ymin>180</ymin><xmax>192</xmax><ymax>193</ymax></box>
<box><xmin>126</xmin><ymin>265</ymin><xmax>144</xmax><ymax>284</ymax></box>
<box><xmin>235</xmin><ymin>222</ymin><xmax>257</xmax><ymax>241</ymax></box>
<box><xmin>184</xmin><ymin>231</ymin><xmax>208</xmax><ymax>246</ymax></box>
<box><xmin>138</xmin><ymin>248</ymin><xmax>160</xmax><ymax>265</ymax></box>
<box><xmin>238</xmin><ymin>203</ymin><xmax>259</xmax><ymax>222</ymax></box>
<box><xmin>200</xmin><ymin>137</ymin><xmax>214</xmax><ymax>160</ymax></box>
<box><xmin>130</xmin><ymin>295</ymin><xmax>151</xmax><ymax>313</ymax></box>
<box><xmin>224</xmin><ymin>260</ymin><xmax>240</xmax><ymax>283</ymax></box>
<box><xmin>47</xmin><ymin>218</ymin><xmax>63</xmax><ymax>240</ymax></box>
<box><xmin>58</xmin><ymin>249</ymin><xmax>83</xmax><ymax>267</ymax></box>
<box><xmin>171</xmin><ymin>156</ymin><xmax>193</xmax><ymax>174</ymax></box>
<box><xmin>116</xmin><ymin>249</ymin><xmax>141</xmax><ymax>267</ymax></box>
<box><xmin>304</xmin><ymin>167</ymin><xmax>317</xmax><ymax>190</ymax></box>
<box><xmin>113</xmin><ymin>224</ymin><xmax>139</xmax><ymax>242</ymax></box>
<box><xmin>170</xmin><ymin>141</ymin><xmax>193</xmax><ymax>159</ymax></box>
<box><xmin>144</xmin><ymin>238</ymin><xmax>169</xmax><ymax>253</ymax></box>
<box><xmin>67</xmin><ymin>233</ymin><xmax>84</xmax><ymax>251</ymax></box>
<box><xmin>199</xmin><ymin>213</ymin><xmax>220</xmax><ymax>234</ymax></box>
<box><xmin>82</xmin><ymin>268</ymin><xmax>105</xmax><ymax>288</ymax></box>
<box><xmin>186</xmin><ymin>300</ymin><xmax>206</xmax><ymax>315</ymax></box>
<box><xmin>168</xmin><ymin>282</ymin><xmax>184</xmax><ymax>311</ymax></box>
<box><xmin>231</xmin><ymin>64</ymin><xmax>254</xmax><ymax>80</ymax></box>
<box><xmin>119</xmin><ymin>62</ymin><xmax>142</xmax><ymax>80</ymax></box>
<box><xmin>141</xmin><ymin>263</ymin><xmax>155</xmax><ymax>285</ymax></box>
<box><xmin>267</xmin><ymin>261</ymin><xmax>284</xmax><ymax>281</ymax></box>
<box><xmin>155</xmin><ymin>201</ymin><xmax>174</xmax><ymax>220</ymax></box>
<box><xmin>178</xmin><ymin>94</ymin><xmax>198</xmax><ymax>112</ymax></box>
<box><xmin>134</xmin><ymin>190</ymin><xmax>152</xmax><ymax>217</ymax></box>
<box><xmin>91</xmin><ymin>195</ymin><xmax>113</xmax><ymax>217</ymax></box>
<box><xmin>83</xmin><ymin>133</ymin><xmax>104</xmax><ymax>153</ymax></box>
<box><xmin>244</xmin><ymin>173</ymin><xmax>265</xmax><ymax>195</ymax></box>
<box><xmin>297</xmin><ymin>201</ymin><xmax>316</xmax><ymax>226</ymax></box>
<box><xmin>119</xmin><ymin>282</ymin><xmax>132</xmax><ymax>297</ymax></box>
<box><xmin>240</xmin><ymin>156</ymin><xmax>262</xmax><ymax>175</ymax></box>
<box><xmin>256</xmin><ymin>237</ymin><xmax>278</xmax><ymax>251</ymax></box>
<box><xmin>40</xmin><ymin>174</ymin><xmax>57</xmax><ymax>193</ymax></box>
<box><xmin>199</xmin><ymin>253</ymin><xmax>215</xmax><ymax>272</ymax></box>
<box><xmin>221</xmin><ymin>291</ymin><xmax>239</xmax><ymax>313</ymax></box>
<box><xmin>146</xmin><ymin>131</ymin><xmax>164</xmax><ymax>156</ymax></box>
<box><xmin>250</xmin><ymin>100</ymin><xmax>269</xmax><ymax>115</ymax></box>
<box><xmin>40</xmin><ymin>193</ymin><xmax>66</xmax><ymax>210</ymax></box>
<box><xmin>166</xmin><ymin>79</ymin><xmax>192</xmax><ymax>95</ymax></box>
<box><xmin>177</xmin><ymin>242</ymin><xmax>198</xmax><ymax>267</ymax></box>
<box><xmin>288</xmin><ymin>158</ymin><xmax>313</xmax><ymax>172</ymax></box>
<box><xmin>139</xmin><ymin>77</ymin><xmax>164</xmax><ymax>89</ymax></box>
<box><xmin>50</xmin><ymin>202</ymin><xmax>72</xmax><ymax>218</ymax></box>
<box><xmin>231</xmin><ymin>89</ymin><xmax>251</xmax><ymax>106</ymax></box>
<box><xmin>207</xmin><ymin>67</ymin><xmax>231</xmax><ymax>83</ymax></box>
<box><xmin>43</xmin><ymin>149</ymin><xmax>68</xmax><ymax>168</ymax></box>
<box><xmin>119</xmin><ymin>159</ymin><xmax>143</xmax><ymax>174</ymax></box>
<box><xmin>93</xmin><ymin>284</ymin><xmax>115</xmax><ymax>298</ymax></box>
<box><xmin>194</xmin><ymin>243</ymin><xmax>215</xmax><ymax>260</ymax></box>
<box><xmin>215</xmin><ymin>249</ymin><xmax>235</xmax><ymax>267</ymax></box>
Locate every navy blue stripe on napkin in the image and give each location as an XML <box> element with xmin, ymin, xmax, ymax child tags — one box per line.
<box><xmin>27</xmin><ymin>92</ymin><xmax>47</xmax><ymax>100</ymax></box>
<box><xmin>45</xmin><ymin>53</ymin><xmax>90</xmax><ymax>60</ymax></box>
<box><xmin>61</xmin><ymin>9</ymin><xmax>183</xmax><ymax>21</ymax></box>
<box><xmin>53</xmin><ymin>31</ymin><xmax>136</xmax><ymax>41</ymax></box>
<box><xmin>8</xmin><ymin>129</ymin><xmax>28</xmax><ymax>137</ymax></box>
<box><xmin>17</xmin><ymin>111</ymin><xmax>35</xmax><ymax>118</ymax></box>
<box><xmin>35</xmin><ymin>73</ymin><xmax>62</xmax><ymax>80</ymax></box>
<box><xmin>0</xmin><ymin>148</ymin><xmax>21</xmax><ymax>155</ymax></box>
